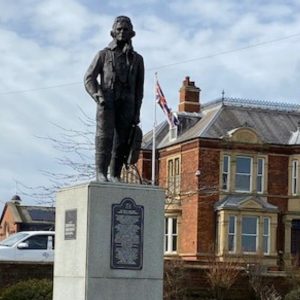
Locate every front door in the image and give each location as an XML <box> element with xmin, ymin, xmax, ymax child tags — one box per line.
<box><xmin>291</xmin><ymin>220</ymin><xmax>300</xmax><ymax>265</ymax></box>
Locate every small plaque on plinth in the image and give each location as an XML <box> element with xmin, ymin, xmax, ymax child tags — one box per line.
<box><xmin>111</xmin><ymin>198</ymin><xmax>144</xmax><ymax>270</ymax></box>
<box><xmin>64</xmin><ymin>209</ymin><xmax>77</xmax><ymax>240</ymax></box>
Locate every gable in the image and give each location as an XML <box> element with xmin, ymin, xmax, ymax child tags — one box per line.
<box><xmin>224</xmin><ymin>127</ymin><xmax>262</xmax><ymax>144</ymax></box>
<box><xmin>0</xmin><ymin>203</ymin><xmax>22</xmax><ymax>226</ymax></box>
<box><xmin>240</xmin><ymin>199</ymin><xmax>263</xmax><ymax>209</ymax></box>
<box><xmin>215</xmin><ymin>195</ymin><xmax>278</xmax><ymax>212</ymax></box>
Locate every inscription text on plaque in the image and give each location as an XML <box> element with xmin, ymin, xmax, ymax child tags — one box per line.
<box><xmin>64</xmin><ymin>209</ymin><xmax>77</xmax><ymax>240</ymax></box>
<box><xmin>111</xmin><ymin>198</ymin><xmax>144</xmax><ymax>270</ymax></box>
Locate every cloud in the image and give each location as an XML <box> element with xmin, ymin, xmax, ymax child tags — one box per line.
<box><xmin>107</xmin><ymin>0</ymin><xmax>158</xmax><ymax>8</ymax></box>
<box><xmin>0</xmin><ymin>0</ymin><xmax>36</xmax><ymax>23</ymax></box>
<box><xmin>1</xmin><ymin>0</ymin><xmax>300</xmax><ymax>210</ymax></box>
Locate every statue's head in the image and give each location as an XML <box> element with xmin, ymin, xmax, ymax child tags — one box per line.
<box><xmin>111</xmin><ymin>16</ymin><xmax>136</xmax><ymax>42</ymax></box>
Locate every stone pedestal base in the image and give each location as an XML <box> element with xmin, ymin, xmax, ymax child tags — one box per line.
<box><xmin>53</xmin><ymin>182</ymin><xmax>165</xmax><ymax>300</ymax></box>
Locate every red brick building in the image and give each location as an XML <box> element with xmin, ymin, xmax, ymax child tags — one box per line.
<box><xmin>0</xmin><ymin>195</ymin><xmax>55</xmax><ymax>240</ymax></box>
<box><xmin>139</xmin><ymin>76</ymin><xmax>300</xmax><ymax>267</ymax></box>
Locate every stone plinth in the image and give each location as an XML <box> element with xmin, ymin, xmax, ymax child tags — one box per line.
<box><xmin>53</xmin><ymin>182</ymin><xmax>165</xmax><ymax>300</ymax></box>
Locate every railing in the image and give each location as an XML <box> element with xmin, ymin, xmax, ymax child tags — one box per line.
<box><xmin>203</xmin><ymin>97</ymin><xmax>300</xmax><ymax>112</ymax></box>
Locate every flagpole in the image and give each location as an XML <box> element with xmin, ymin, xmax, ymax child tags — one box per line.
<box><xmin>152</xmin><ymin>73</ymin><xmax>157</xmax><ymax>185</ymax></box>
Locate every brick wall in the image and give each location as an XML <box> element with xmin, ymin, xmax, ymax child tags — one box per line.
<box><xmin>156</xmin><ymin>141</ymin><xmax>222</xmax><ymax>257</ymax></box>
<box><xmin>268</xmin><ymin>155</ymin><xmax>289</xmax><ymax>199</ymax></box>
<box><xmin>181</xmin><ymin>195</ymin><xmax>198</xmax><ymax>257</ymax></box>
<box><xmin>0</xmin><ymin>205</ymin><xmax>19</xmax><ymax>240</ymax></box>
<box><xmin>197</xmin><ymin>147</ymin><xmax>220</xmax><ymax>254</ymax></box>
<box><xmin>177</xmin><ymin>142</ymin><xmax>199</xmax><ymax>257</ymax></box>
<box><xmin>137</xmin><ymin>150</ymin><xmax>152</xmax><ymax>183</ymax></box>
<box><xmin>158</xmin><ymin>151</ymin><xmax>168</xmax><ymax>188</ymax></box>
<box><xmin>157</xmin><ymin>142</ymin><xmax>201</xmax><ymax>257</ymax></box>
<box><xmin>181</xmin><ymin>141</ymin><xmax>199</xmax><ymax>193</ymax></box>
<box><xmin>268</xmin><ymin>155</ymin><xmax>289</xmax><ymax>253</ymax></box>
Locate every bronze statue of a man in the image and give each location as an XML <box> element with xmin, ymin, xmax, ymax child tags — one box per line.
<box><xmin>84</xmin><ymin>16</ymin><xmax>144</xmax><ymax>182</ymax></box>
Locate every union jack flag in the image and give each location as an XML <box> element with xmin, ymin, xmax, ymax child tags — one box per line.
<box><xmin>155</xmin><ymin>80</ymin><xmax>179</xmax><ymax>127</ymax></box>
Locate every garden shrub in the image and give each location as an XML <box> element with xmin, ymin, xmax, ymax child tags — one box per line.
<box><xmin>0</xmin><ymin>278</ymin><xmax>52</xmax><ymax>300</ymax></box>
<box><xmin>285</xmin><ymin>287</ymin><xmax>300</xmax><ymax>300</ymax></box>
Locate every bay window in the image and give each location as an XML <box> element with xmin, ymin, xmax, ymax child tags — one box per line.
<box><xmin>242</xmin><ymin>216</ymin><xmax>258</xmax><ymax>253</ymax></box>
<box><xmin>263</xmin><ymin>217</ymin><xmax>270</xmax><ymax>254</ymax></box>
<box><xmin>228</xmin><ymin>216</ymin><xmax>236</xmax><ymax>253</ymax></box>
<box><xmin>223</xmin><ymin>214</ymin><xmax>274</xmax><ymax>255</ymax></box>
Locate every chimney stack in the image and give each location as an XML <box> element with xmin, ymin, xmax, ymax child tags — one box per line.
<box><xmin>178</xmin><ymin>76</ymin><xmax>201</xmax><ymax>113</ymax></box>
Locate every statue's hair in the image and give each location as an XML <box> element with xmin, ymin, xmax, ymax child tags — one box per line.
<box><xmin>111</xmin><ymin>16</ymin><xmax>135</xmax><ymax>38</ymax></box>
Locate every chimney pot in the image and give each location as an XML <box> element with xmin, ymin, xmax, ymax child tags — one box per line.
<box><xmin>183</xmin><ymin>76</ymin><xmax>190</xmax><ymax>87</ymax></box>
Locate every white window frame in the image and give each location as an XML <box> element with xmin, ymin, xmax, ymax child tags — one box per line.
<box><xmin>164</xmin><ymin>216</ymin><xmax>178</xmax><ymax>254</ymax></box>
<box><xmin>292</xmin><ymin>160</ymin><xmax>298</xmax><ymax>196</ymax></box>
<box><xmin>256</xmin><ymin>158</ymin><xmax>265</xmax><ymax>194</ymax></box>
<box><xmin>222</xmin><ymin>155</ymin><xmax>230</xmax><ymax>191</ymax></box>
<box><xmin>235</xmin><ymin>156</ymin><xmax>253</xmax><ymax>192</ymax></box>
<box><xmin>228</xmin><ymin>215</ymin><xmax>236</xmax><ymax>253</ymax></box>
<box><xmin>263</xmin><ymin>217</ymin><xmax>270</xmax><ymax>255</ymax></box>
<box><xmin>241</xmin><ymin>216</ymin><xmax>258</xmax><ymax>254</ymax></box>
<box><xmin>167</xmin><ymin>157</ymin><xmax>180</xmax><ymax>194</ymax></box>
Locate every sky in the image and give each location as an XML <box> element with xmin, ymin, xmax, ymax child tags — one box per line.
<box><xmin>1</xmin><ymin>0</ymin><xmax>300</xmax><ymax>211</ymax></box>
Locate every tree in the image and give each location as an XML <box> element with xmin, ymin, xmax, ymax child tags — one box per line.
<box><xmin>246</xmin><ymin>257</ymin><xmax>282</xmax><ymax>300</ymax></box>
<box><xmin>17</xmin><ymin>108</ymin><xmax>147</xmax><ymax>205</ymax></box>
<box><xmin>164</xmin><ymin>259</ymin><xmax>189</xmax><ymax>300</ymax></box>
<box><xmin>17</xmin><ymin>108</ymin><xmax>95</xmax><ymax>205</ymax></box>
<box><xmin>205</xmin><ymin>252</ymin><xmax>242</xmax><ymax>300</ymax></box>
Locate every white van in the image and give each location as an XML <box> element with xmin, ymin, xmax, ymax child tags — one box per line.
<box><xmin>0</xmin><ymin>231</ymin><xmax>55</xmax><ymax>262</ymax></box>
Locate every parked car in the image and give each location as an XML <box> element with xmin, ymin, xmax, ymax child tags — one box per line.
<box><xmin>0</xmin><ymin>231</ymin><xmax>55</xmax><ymax>262</ymax></box>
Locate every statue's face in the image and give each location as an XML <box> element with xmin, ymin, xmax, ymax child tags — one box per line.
<box><xmin>114</xmin><ymin>21</ymin><xmax>132</xmax><ymax>42</ymax></box>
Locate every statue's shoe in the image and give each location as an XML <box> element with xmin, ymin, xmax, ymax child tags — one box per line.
<box><xmin>110</xmin><ymin>176</ymin><xmax>121</xmax><ymax>183</ymax></box>
<box><xmin>97</xmin><ymin>173</ymin><xmax>108</xmax><ymax>182</ymax></box>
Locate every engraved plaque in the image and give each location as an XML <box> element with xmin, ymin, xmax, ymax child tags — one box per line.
<box><xmin>64</xmin><ymin>209</ymin><xmax>77</xmax><ymax>240</ymax></box>
<box><xmin>111</xmin><ymin>198</ymin><xmax>144</xmax><ymax>270</ymax></box>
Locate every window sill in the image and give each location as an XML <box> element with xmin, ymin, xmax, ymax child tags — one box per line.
<box><xmin>164</xmin><ymin>252</ymin><xmax>178</xmax><ymax>256</ymax></box>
